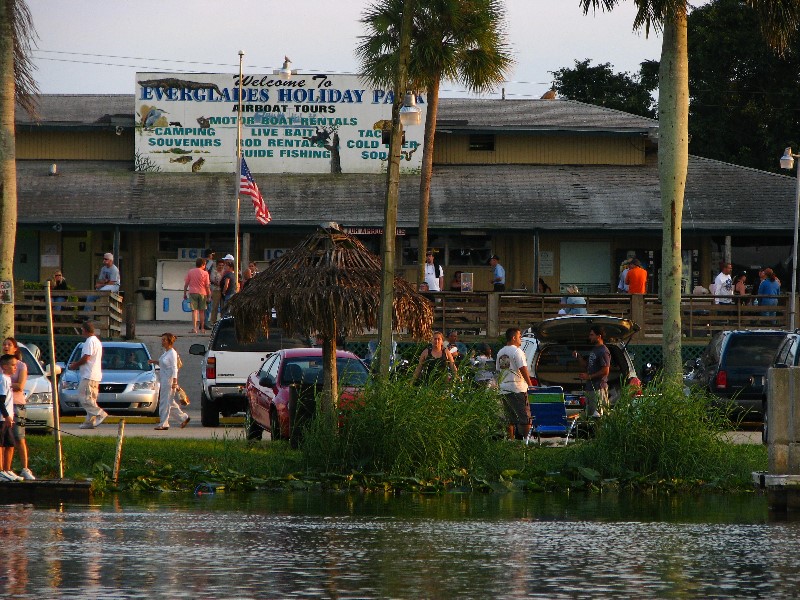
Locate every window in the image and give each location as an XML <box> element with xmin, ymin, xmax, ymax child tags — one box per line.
<box><xmin>469</xmin><ymin>134</ymin><xmax>495</xmax><ymax>152</ymax></box>
<box><xmin>159</xmin><ymin>232</ymin><xmax>204</xmax><ymax>253</ymax></box>
<box><xmin>401</xmin><ymin>234</ymin><xmax>492</xmax><ymax>266</ymax></box>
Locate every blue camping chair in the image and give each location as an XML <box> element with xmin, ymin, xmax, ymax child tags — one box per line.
<box><xmin>525</xmin><ymin>386</ymin><xmax>579</xmax><ymax>446</ymax></box>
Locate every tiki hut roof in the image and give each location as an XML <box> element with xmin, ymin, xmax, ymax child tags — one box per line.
<box><xmin>228</xmin><ymin>225</ymin><xmax>433</xmax><ymax>342</ymax></box>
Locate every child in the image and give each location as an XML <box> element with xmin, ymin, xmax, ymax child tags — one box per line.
<box><xmin>0</xmin><ymin>354</ymin><xmax>23</xmax><ymax>481</ymax></box>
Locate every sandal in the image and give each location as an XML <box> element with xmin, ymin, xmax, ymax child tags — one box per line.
<box><xmin>154</xmin><ymin>426</ymin><xmax>169</xmax><ymax>430</ymax></box>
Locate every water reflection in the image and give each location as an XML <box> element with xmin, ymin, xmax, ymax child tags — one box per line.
<box><xmin>0</xmin><ymin>491</ymin><xmax>798</xmax><ymax>598</ymax></box>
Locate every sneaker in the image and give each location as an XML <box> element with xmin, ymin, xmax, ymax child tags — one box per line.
<box><xmin>4</xmin><ymin>470</ymin><xmax>23</xmax><ymax>482</ymax></box>
<box><xmin>590</xmin><ymin>411</ymin><xmax>602</xmax><ymax>419</ymax></box>
<box><xmin>0</xmin><ymin>471</ymin><xmax>12</xmax><ymax>481</ymax></box>
<box><xmin>20</xmin><ymin>468</ymin><xmax>35</xmax><ymax>481</ymax></box>
<box><xmin>95</xmin><ymin>411</ymin><xmax>109</xmax><ymax>427</ymax></box>
<box><xmin>79</xmin><ymin>421</ymin><xmax>96</xmax><ymax>429</ymax></box>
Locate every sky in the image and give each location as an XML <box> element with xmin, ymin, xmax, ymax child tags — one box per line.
<box><xmin>27</xmin><ymin>0</ymin><xmax>711</xmax><ymax>99</ymax></box>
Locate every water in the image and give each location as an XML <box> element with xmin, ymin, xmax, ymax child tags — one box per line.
<box><xmin>2</xmin><ymin>491</ymin><xmax>799</xmax><ymax>598</ymax></box>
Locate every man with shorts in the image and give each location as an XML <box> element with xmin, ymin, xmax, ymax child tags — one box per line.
<box><xmin>573</xmin><ymin>325</ymin><xmax>611</xmax><ymax>418</ymax></box>
<box><xmin>496</xmin><ymin>327</ymin><xmax>533</xmax><ymax>440</ymax></box>
<box><xmin>70</xmin><ymin>321</ymin><xmax>108</xmax><ymax>429</ymax></box>
<box><xmin>0</xmin><ymin>354</ymin><xmax>23</xmax><ymax>481</ymax></box>
<box><xmin>184</xmin><ymin>257</ymin><xmax>211</xmax><ymax>334</ymax></box>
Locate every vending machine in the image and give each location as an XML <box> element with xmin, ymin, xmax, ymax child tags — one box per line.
<box><xmin>155</xmin><ymin>259</ymin><xmax>195</xmax><ymax>321</ymax></box>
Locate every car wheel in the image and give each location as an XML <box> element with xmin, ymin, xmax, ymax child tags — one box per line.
<box><xmin>245</xmin><ymin>405</ymin><xmax>263</xmax><ymax>441</ymax></box>
<box><xmin>200</xmin><ymin>393</ymin><xmax>220</xmax><ymax>427</ymax></box>
<box><xmin>762</xmin><ymin>398</ymin><xmax>768</xmax><ymax>445</ymax></box>
<box><xmin>270</xmin><ymin>407</ymin><xmax>282</xmax><ymax>441</ymax></box>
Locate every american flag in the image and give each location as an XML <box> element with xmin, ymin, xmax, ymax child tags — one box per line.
<box><xmin>240</xmin><ymin>158</ymin><xmax>271</xmax><ymax>225</ymax></box>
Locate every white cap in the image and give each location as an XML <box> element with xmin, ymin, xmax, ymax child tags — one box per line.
<box><xmin>103</xmin><ymin>253</ymin><xmax>113</xmax><ymax>260</ymax></box>
<box><xmin>222</xmin><ymin>254</ymin><xmax>234</xmax><ymax>261</ymax></box>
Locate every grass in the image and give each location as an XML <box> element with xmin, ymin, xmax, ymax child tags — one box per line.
<box><xmin>22</xmin><ymin>377</ymin><xmax>768</xmax><ymax>495</ymax></box>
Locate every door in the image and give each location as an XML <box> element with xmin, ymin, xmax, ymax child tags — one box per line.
<box><xmin>62</xmin><ymin>232</ymin><xmax>92</xmax><ymax>290</ymax></box>
<box><xmin>13</xmin><ymin>230</ymin><xmax>39</xmax><ymax>283</ymax></box>
<box><xmin>560</xmin><ymin>241</ymin><xmax>612</xmax><ymax>294</ymax></box>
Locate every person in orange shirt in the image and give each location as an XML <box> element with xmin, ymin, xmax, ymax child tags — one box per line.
<box><xmin>625</xmin><ymin>258</ymin><xmax>648</xmax><ymax>294</ymax></box>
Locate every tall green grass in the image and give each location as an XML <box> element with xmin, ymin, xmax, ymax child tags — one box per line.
<box><xmin>300</xmin><ymin>377</ymin><xmax>510</xmax><ymax>480</ymax></box>
<box><xmin>577</xmin><ymin>377</ymin><xmax>740</xmax><ymax>482</ymax></box>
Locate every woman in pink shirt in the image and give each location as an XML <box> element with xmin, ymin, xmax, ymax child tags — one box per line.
<box><xmin>183</xmin><ymin>258</ymin><xmax>211</xmax><ymax>334</ymax></box>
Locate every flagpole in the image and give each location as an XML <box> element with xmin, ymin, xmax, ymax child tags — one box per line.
<box><xmin>235</xmin><ymin>50</ymin><xmax>244</xmax><ymax>292</ymax></box>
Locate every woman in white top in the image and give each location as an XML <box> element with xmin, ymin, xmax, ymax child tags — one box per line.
<box><xmin>148</xmin><ymin>333</ymin><xmax>189</xmax><ymax>430</ymax></box>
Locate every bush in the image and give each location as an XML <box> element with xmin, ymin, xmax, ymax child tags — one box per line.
<box><xmin>577</xmin><ymin>377</ymin><xmax>737</xmax><ymax>482</ymax></box>
<box><xmin>300</xmin><ymin>376</ymin><xmax>507</xmax><ymax>480</ymax></box>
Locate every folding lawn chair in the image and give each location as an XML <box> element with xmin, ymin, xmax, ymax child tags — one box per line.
<box><xmin>525</xmin><ymin>386</ymin><xmax>579</xmax><ymax>446</ymax></box>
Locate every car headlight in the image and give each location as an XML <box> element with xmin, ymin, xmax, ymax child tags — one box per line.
<box><xmin>61</xmin><ymin>381</ymin><xmax>79</xmax><ymax>391</ymax></box>
<box><xmin>132</xmin><ymin>381</ymin><xmax>157</xmax><ymax>391</ymax></box>
<box><xmin>26</xmin><ymin>392</ymin><xmax>53</xmax><ymax>405</ymax></box>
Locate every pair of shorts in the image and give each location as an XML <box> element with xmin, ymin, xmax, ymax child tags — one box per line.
<box><xmin>189</xmin><ymin>293</ymin><xmax>208</xmax><ymax>310</ymax></box>
<box><xmin>501</xmin><ymin>391</ymin><xmax>531</xmax><ymax>427</ymax></box>
<box><xmin>0</xmin><ymin>422</ymin><xmax>15</xmax><ymax>447</ymax></box>
<box><xmin>12</xmin><ymin>405</ymin><xmax>25</xmax><ymax>439</ymax></box>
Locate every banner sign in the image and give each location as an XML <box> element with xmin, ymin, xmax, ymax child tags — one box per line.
<box><xmin>135</xmin><ymin>72</ymin><xmax>425</xmax><ymax>174</ymax></box>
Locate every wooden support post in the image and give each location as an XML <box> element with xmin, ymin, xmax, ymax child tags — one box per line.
<box><xmin>113</xmin><ymin>419</ymin><xmax>126</xmax><ymax>484</ymax></box>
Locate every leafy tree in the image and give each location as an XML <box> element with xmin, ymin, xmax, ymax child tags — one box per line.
<box><xmin>580</xmin><ymin>0</ymin><xmax>800</xmax><ymax>384</ymax></box>
<box><xmin>357</xmin><ymin>0</ymin><xmax>513</xmax><ymax>285</ymax></box>
<box><xmin>0</xmin><ymin>0</ymin><xmax>38</xmax><ymax>338</ymax></box>
<box><xmin>551</xmin><ymin>59</ymin><xmax>658</xmax><ymax>118</ymax></box>
<box><xmin>688</xmin><ymin>0</ymin><xmax>800</xmax><ymax>172</ymax></box>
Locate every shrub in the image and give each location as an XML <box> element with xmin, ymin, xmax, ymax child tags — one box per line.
<box><xmin>301</xmin><ymin>376</ymin><xmax>507</xmax><ymax>480</ymax></box>
<box><xmin>577</xmin><ymin>376</ymin><xmax>737</xmax><ymax>481</ymax></box>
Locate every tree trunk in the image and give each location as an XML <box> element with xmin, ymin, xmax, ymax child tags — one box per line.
<box><xmin>321</xmin><ymin>322</ymin><xmax>339</xmax><ymax>415</ymax></box>
<box><xmin>0</xmin><ymin>1</ymin><xmax>17</xmax><ymax>339</ymax></box>
<box><xmin>416</xmin><ymin>78</ymin><xmax>440</xmax><ymax>285</ymax></box>
<box><xmin>377</xmin><ymin>0</ymin><xmax>414</xmax><ymax>378</ymax></box>
<box><xmin>658</xmin><ymin>10</ymin><xmax>689</xmax><ymax>385</ymax></box>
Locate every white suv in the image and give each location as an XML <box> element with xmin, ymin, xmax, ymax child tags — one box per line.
<box><xmin>189</xmin><ymin>317</ymin><xmax>305</xmax><ymax>426</ymax></box>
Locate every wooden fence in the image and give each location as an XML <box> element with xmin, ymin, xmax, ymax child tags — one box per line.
<box><xmin>417</xmin><ymin>292</ymin><xmax>791</xmax><ymax>342</ymax></box>
<box><xmin>14</xmin><ymin>289</ymin><xmax>124</xmax><ymax>339</ymax></box>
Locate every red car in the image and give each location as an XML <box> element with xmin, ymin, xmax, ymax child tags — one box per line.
<box><xmin>245</xmin><ymin>347</ymin><xmax>369</xmax><ymax>445</ymax></box>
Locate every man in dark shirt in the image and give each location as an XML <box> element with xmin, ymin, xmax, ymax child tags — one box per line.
<box><xmin>573</xmin><ymin>325</ymin><xmax>611</xmax><ymax>418</ymax></box>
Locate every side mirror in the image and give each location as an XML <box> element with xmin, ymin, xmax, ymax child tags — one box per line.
<box><xmin>46</xmin><ymin>364</ymin><xmax>63</xmax><ymax>377</ymax></box>
<box><xmin>259</xmin><ymin>374</ymin><xmax>276</xmax><ymax>388</ymax></box>
<box><xmin>189</xmin><ymin>343</ymin><xmax>206</xmax><ymax>356</ymax></box>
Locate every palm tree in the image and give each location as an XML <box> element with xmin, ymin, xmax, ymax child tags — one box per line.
<box><xmin>0</xmin><ymin>0</ymin><xmax>38</xmax><ymax>339</ymax></box>
<box><xmin>357</xmin><ymin>0</ymin><xmax>513</xmax><ymax>286</ymax></box>
<box><xmin>580</xmin><ymin>0</ymin><xmax>800</xmax><ymax>383</ymax></box>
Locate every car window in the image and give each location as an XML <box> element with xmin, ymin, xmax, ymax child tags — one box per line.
<box><xmin>259</xmin><ymin>354</ymin><xmax>277</xmax><ymax>377</ymax></box>
<box><xmin>102</xmin><ymin>348</ymin><xmax>151</xmax><ymax>371</ymax></box>
<box><xmin>18</xmin><ymin>347</ymin><xmax>44</xmax><ymax>377</ymax></box>
<box><xmin>268</xmin><ymin>355</ymin><xmax>280</xmax><ymax>380</ymax></box>
<box><xmin>724</xmin><ymin>335</ymin><xmax>786</xmax><ymax>368</ymax></box>
<box><xmin>281</xmin><ymin>357</ymin><xmax>368</xmax><ymax>386</ymax></box>
<box><xmin>775</xmin><ymin>337</ymin><xmax>794</xmax><ymax>366</ymax></box>
<box><xmin>790</xmin><ymin>338</ymin><xmax>799</xmax><ymax>367</ymax></box>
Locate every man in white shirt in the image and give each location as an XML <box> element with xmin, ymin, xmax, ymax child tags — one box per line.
<box><xmin>496</xmin><ymin>327</ymin><xmax>533</xmax><ymax>440</ymax></box>
<box><xmin>714</xmin><ymin>262</ymin><xmax>734</xmax><ymax>305</ymax></box>
<box><xmin>69</xmin><ymin>321</ymin><xmax>108</xmax><ymax>429</ymax></box>
<box><xmin>423</xmin><ymin>250</ymin><xmax>444</xmax><ymax>292</ymax></box>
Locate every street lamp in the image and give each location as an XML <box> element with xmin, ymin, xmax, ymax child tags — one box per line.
<box><xmin>780</xmin><ymin>146</ymin><xmax>800</xmax><ymax>330</ymax></box>
<box><xmin>399</xmin><ymin>92</ymin><xmax>422</xmax><ymax>126</ymax></box>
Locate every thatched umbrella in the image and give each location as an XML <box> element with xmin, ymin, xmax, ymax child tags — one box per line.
<box><xmin>228</xmin><ymin>224</ymin><xmax>433</xmax><ymax>413</ymax></box>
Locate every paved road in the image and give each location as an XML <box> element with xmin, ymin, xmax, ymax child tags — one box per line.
<box><xmin>50</xmin><ymin>320</ymin><xmax>760</xmax><ymax>444</ymax></box>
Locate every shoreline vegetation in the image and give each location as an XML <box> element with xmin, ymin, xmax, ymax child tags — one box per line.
<box><xmin>26</xmin><ymin>378</ymin><xmax>766</xmax><ymax>496</ymax></box>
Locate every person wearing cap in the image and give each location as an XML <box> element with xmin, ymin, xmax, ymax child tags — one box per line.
<box><xmin>84</xmin><ymin>253</ymin><xmax>120</xmax><ymax>311</ymax></box>
<box><xmin>489</xmin><ymin>255</ymin><xmax>505</xmax><ymax>292</ymax></box>
<box><xmin>96</xmin><ymin>253</ymin><xmax>120</xmax><ymax>292</ymax></box>
<box><xmin>617</xmin><ymin>258</ymin><xmax>633</xmax><ymax>293</ymax></box>
<box><xmin>423</xmin><ymin>250</ymin><xmax>444</xmax><ymax>292</ymax></box>
<box><xmin>219</xmin><ymin>258</ymin><xmax>237</xmax><ymax>313</ymax></box>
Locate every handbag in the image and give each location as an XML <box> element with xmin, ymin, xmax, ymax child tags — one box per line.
<box><xmin>172</xmin><ymin>385</ymin><xmax>190</xmax><ymax>406</ymax></box>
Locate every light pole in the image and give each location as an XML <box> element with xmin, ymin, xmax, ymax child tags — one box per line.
<box><xmin>780</xmin><ymin>147</ymin><xmax>800</xmax><ymax>330</ymax></box>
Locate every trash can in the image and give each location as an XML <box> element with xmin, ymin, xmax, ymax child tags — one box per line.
<box><xmin>136</xmin><ymin>277</ymin><xmax>157</xmax><ymax>321</ymax></box>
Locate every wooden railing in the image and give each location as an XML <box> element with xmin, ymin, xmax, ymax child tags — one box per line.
<box><xmin>407</xmin><ymin>292</ymin><xmax>792</xmax><ymax>342</ymax></box>
<box><xmin>14</xmin><ymin>290</ymin><xmax>124</xmax><ymax>339</ymax></box>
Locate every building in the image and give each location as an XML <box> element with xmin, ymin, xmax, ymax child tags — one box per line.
<box><xmin>15</xmin><ymin>93</ymin><xmax>797</xmax><ymax>303</ymax></box>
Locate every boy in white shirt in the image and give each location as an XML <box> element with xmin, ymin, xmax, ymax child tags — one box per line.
<box><xmin>0</xmin><ymin>354</ymin><xmax>23</xmax><ymax>481</ymax></box>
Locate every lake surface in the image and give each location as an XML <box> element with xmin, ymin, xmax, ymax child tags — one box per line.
<box><xmin>2</xmin><ymin>491</ymin><xmax>799</xmax><ymax>598</ymax></box>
